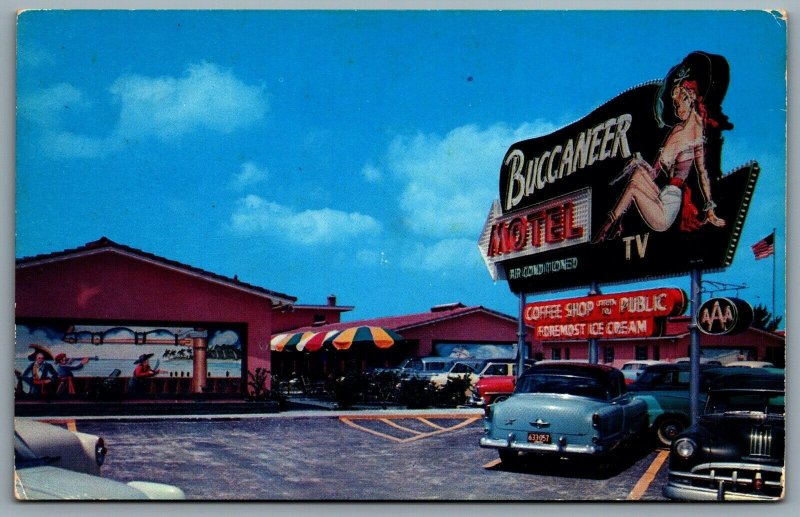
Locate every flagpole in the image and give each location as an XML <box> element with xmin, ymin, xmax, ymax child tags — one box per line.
<box><xmin>772</xmin><ymin>228</ymin><xmax>776</xmax><ymax>317</ymax></box>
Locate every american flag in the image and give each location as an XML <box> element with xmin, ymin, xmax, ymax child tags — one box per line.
<box><xmin>751</xmin><ymin>232</ymin><xmax>775</xmax><ymax>260</ymax></box>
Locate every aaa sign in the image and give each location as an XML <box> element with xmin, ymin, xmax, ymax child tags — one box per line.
<box><xmin>697</xmin><ymin>297</ymin><xmax>753</xmax><ymax>336</ymax></box>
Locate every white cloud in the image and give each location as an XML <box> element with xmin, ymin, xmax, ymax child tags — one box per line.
<box><xmin>399</xmin><ymin>238</ymin><xmax>484</xmax><ymax>272</ymax></box>
<box><xmin>231</xmin><ymin>161</ymin><xmax>269</xmax><ymax>189</ymax></box>
<box><xmin>110</xmin><ymin>62</ymin><xmax>267</xmax><ymax>139</ymax></box>
<box><xmin>361</xmin><ymin>164</ymin><xmax>382</xmax><ymax>183</ymax></box>
<box><xmin>210</xmin><ymin>330</ymin><xmax>240</xmax><ymax>347</ymax></box>
<box><xmin>18</xmin><ymin>83</ymin><xmax>89</xmax><ymax>126</ymax></box>
<box><xmin>230</xmin><ymin>195</ymin><xmax>382</xmax><ymax>245</ymax></box>
<box><xmin>363</xmin><ymin>120</ymin><xmax>560</xmax><ymax>274</ymax></box>
<box><xmin>24</xmin><ymin>63</ymin><xmax>268</xmax><ymax>159</ymax></box>
<box><xmin>388</xmin><ymin>121</ymin><xmax>558</xmax><ymax>239</ymax></box>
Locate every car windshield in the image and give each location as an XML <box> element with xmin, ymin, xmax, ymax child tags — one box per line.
<box><xmin>402</xmin><ymin>359</ymin><xmax>423</xmax><ymax>371</ymax></box>
<box><xmin>424</xmin><ymin>362</ymin><xmax>450</xmax><ymax>372</ymax></box>
<box><xmin>14</xmin><ymin>432</ymin><xmax>56</xmax><ymax>469</ymax></box>
<box><xmin>516</xmin><ymin>374</ymin><xmax>607</xmax><ymax>400</ymax></box>
<box><xmin>706</xmin><ymin>391</ymin><xmax>785</xmax><ymax>416</ymax></box>
<box><xmin>450</xmin><ymin>363</ymin><xmax>474</xmax><ymax>374</ymax></box>
<box><xmin>482</xmin><ymin>364</ymin><xmax>508</xmax><ymax>376</ymax></box>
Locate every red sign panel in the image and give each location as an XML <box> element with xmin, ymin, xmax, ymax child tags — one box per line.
<box><xmin>524</xmin><ymin>288</ymin><xmax>687</xmax><ymax>341</ymax></box>
<box><xmin>525</xmin><ymin>288</ymin><xmax>687</xmax><ymax>324</ymax></box>
<box><xmin>534</xmin><ymin>318</ymin><xmax>660</xmax><ymax>340</ymax></box>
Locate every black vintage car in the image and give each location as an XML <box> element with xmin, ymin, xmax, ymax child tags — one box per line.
<box><xmin>663</xmin><ymin>368</ymin><xmax>785</xmax><ymax>501</ymax></box>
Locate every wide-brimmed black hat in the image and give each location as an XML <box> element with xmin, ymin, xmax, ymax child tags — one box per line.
<box><xmin>27</xmin><ymin>344</ymin><xmax>54</xmax><ymax>361</ymax></box>
<box><xmin>656</xmin><ymin>51</ymin><xmax>732</xmax><ymax>130</ymax></box>
<box><xmin>134</xmin><ymin>353</ymin><xmax>154</xmax><ymax>365</ymax></box>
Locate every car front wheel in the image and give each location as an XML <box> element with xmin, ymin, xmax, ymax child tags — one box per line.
<box><xmin>655</xmin><ymin>417</ymin><xmax>685</xmax><ymax>447</ymax></box>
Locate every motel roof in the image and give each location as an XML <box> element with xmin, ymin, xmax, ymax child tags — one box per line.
<box><xmin>16</xmin><ymin>237</ymin><xmax>297</xmax><ymax>306</ymax></box>
<box><xmin>285</xmin><ymin>303</ymin><xmax>530</xmax><ymax>334</ymax></box>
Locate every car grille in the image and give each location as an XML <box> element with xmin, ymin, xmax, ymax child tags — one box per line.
<box><xmin>672</xmin><ymin>462</ymin><xmax>784</xmax><ymax>499</ymax></box>
<box><xmin>749</xmin><ymin>426</ymin><xmax>773</xmax><ymax>457</ymax></box>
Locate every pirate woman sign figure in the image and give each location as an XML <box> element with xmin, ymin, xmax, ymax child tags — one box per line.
<box><xmin>593</xmin><ymin>52</ymin><xmax>733</xmax><ymax>243</ymax></box>
<box><xmin>479</xmin><ymin>51</ymin><xmax>758</xmax><ymax>294</ymax></box>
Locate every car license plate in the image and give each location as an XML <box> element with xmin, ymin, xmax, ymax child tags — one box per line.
<box><xmin>527</xmin><ymin>432</ymin><xmax>551</xmax><ymax>444</ymax></box>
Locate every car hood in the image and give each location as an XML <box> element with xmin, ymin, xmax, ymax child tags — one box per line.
<box><xmin>491</xmin><ymin>393</ymin><xmax>608</xmax><ymax>435</ymax></box>
<box><xmin>699</xmin><ymin>413</ymin><xmax>785</xmax><ymax>463</ymax></box>
<box><xmin>15</xmin><ymin>465</ymin><xmax>150</xmax><ymax>500</ymax></box>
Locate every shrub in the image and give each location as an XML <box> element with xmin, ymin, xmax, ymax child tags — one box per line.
<box><xmin>396</xmin><ymin>376</ymin><xmax>438</xmax><ymax>409</ymax></box>
<box><xmin>364</xmin><ymin>370</ymin><xmax>402</xmax><ymax>406</ymax></box>
<box><xmin>435</xmin><ymin>374</ymin><xmax>473</xmax><ymax>407</ymax></box>
<box><xmin>246</xmin><ymin>368</ymin><xmax>287</xmax><ymax>409</ymax></box>
<box><xmin>333</xmin><ymin>371</ymin><xmax>369</xmax><ymax>408</ymax></box>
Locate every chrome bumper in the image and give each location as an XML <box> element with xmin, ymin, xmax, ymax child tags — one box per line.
<box><xmin>479</xmin><ymin>436</ymin><xmax>603</xmax><ymax>455</ymax></box>
<box><xmin>664</xmin><ymin>463</ymin><xmax>784</xmax><ymax>501</ymax></box>
<box><xmin>468</xmin><ymin>394</ymin><xmax>485</xmax><ymax>407</ymax></box>
<box><xmin>663</xmin><ymin>482</ymin><xmax>781</xmax><ymax>501</ymax></box>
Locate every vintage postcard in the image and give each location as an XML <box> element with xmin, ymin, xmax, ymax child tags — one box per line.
<box><xmin>13</xmin><ymin>9</ymin><xmax>787</xmax><ymax>502</ymax></box>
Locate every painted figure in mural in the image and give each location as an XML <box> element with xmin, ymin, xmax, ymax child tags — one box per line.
<box><xmin>593</xmin><ymin>52</ymin><xmax>730</xmax><ymax>243</ymax></box>
<box><xmin>19</xmin><ymin>345</ymin><xmax>59</xmax><ymax>396</ymax></box>
<box><xmin>54</xmin><ymin>353</ymin><xmax>91</xmax><ymax>396</ymax></box>
<box><xmin>128</xmin><ymin>353</ymin><xmax>161</xmax><ymax>395</ymax></box>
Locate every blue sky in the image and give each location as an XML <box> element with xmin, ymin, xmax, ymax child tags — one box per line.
<box><xmin>15</xmin><ymin>10</ymin><xmax>787</xmax><ymax>324</ymax></box>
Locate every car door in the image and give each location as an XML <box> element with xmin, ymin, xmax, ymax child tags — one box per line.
<box><xmin>611</xmin><ymin>371</ymin><xmax>647</xmax><ymax>437</ymax></box>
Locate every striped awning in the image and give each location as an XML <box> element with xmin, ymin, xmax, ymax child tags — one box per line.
<box><xmin>270</xmin><ymin>326</ymin><xmax>403</xmax><ymax>352</ymax></box>
<box><xmin>331</xmin><ymin>326</ymin><xmax>403</xmax><ymax>350</ymax></box>
<box><xmin>270</xmin><ymin>331</ymin><xmax>315</xmax><ymax>352</ymax></box>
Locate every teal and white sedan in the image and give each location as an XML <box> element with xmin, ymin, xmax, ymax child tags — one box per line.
<box><xmin>479</xmin><ymin>363</ymin><xmax>648</xmax><ymax>464</ymax></box>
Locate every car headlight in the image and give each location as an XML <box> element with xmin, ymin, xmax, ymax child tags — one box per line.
<box><xmin>673</xmin><ymin>437</ymin><xmax>696</xmax><ymax>459</ymax></box>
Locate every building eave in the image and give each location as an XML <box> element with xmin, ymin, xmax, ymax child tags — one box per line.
<box><xmin>16</xmin><ymin>238</ymin><xmax>297</xmax><ymax>306</ymax></box>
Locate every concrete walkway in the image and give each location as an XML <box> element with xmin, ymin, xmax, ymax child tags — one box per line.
<box><xmin>16</xmin><ymin>395</ymin><xmax>484</xmax><ymax>421</ymax></box>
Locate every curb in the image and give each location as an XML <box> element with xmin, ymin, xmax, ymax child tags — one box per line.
<box><xmin>15</xmin><ymin>407</ymin><xmax>485</xmax><ymax>421</ymax></box>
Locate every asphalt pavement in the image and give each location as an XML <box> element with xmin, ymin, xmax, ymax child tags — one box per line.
<box><xmin>53</xmin><ymin>409</ymin><xmax>670</xmax><ymax>501</ymax></box>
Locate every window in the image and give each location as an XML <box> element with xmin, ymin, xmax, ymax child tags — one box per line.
<box><xmin>450</xmin><ymin>363</ymin><xmax>474</xmax><ymax>374</ymax></box>
<box><xmin>551</xmin><ymin>348</ymin><xmax>561</xmax><ymax>360</ymax></box>
<box><xmin>635</xmin><ymin>346</ymin><xmax>648</xmax><ymax>360</ymax></box>
<box><xmin>653</xmin><ymin>345</ymin><xmax>660</xmax><ymax>361</ymax></box>
<box><xmin>608</xmin><ymin>373</ymin><xmax>623</xmax><ymax>399</ymax></box>
<box><xmin>424</xmin><ymin>362</ymin><xmax>448</xmax><ymax>372</ymax></box>
<box><xmin>484</xmin><ymin>364</ymin><xmax>506</xmax><ymax>376</ymax></box>
<box><xmin>564</xmin><ymin>347</ymin><xmax>571</xmax><ymax>360</ymax></box>
<box><xmin>517</xmin><ymin>374</ymin><xmax>606</xmax><ymax>400</ymax></box>
<box><xmin>603</xmin><ymin>346</ymin><xmax>614</xmax><ymax>364</ymax></box>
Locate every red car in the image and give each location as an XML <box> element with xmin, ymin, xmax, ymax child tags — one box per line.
<box><xmin>468</xmin><ymin>359</ymin><xmax>535</xmax><ymax>406</ymax></box>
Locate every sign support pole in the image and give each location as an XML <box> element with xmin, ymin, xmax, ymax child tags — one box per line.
<box><xmin>517</xmin><ymin>291</ymin><xmax>527</xmax><ymax>380</ymax></box>
<box><xmin>588</xmin><ymin>281</ymin><xmax>600</xmax><ymax>364</ymax></box>
<box><xmin>689</xmin><ymin>268</ymin><xmax>702</xmax><ymax>424</ymax></box>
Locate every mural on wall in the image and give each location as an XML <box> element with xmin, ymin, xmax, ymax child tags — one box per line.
<box><xmin>15</xmin><ymin>322</ymin><xmax>243</xmax><ymax>396</ymax></box>
<box><xmin>434</xmin><ymin>342</ymin><xmax>516</xmax><ymax>359</ymax></box>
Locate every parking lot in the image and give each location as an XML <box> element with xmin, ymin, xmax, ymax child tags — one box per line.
<box><xmin>63</xmin><ymin>411</ymin><xmax>670</xmax><ymax>501</ymax></box>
